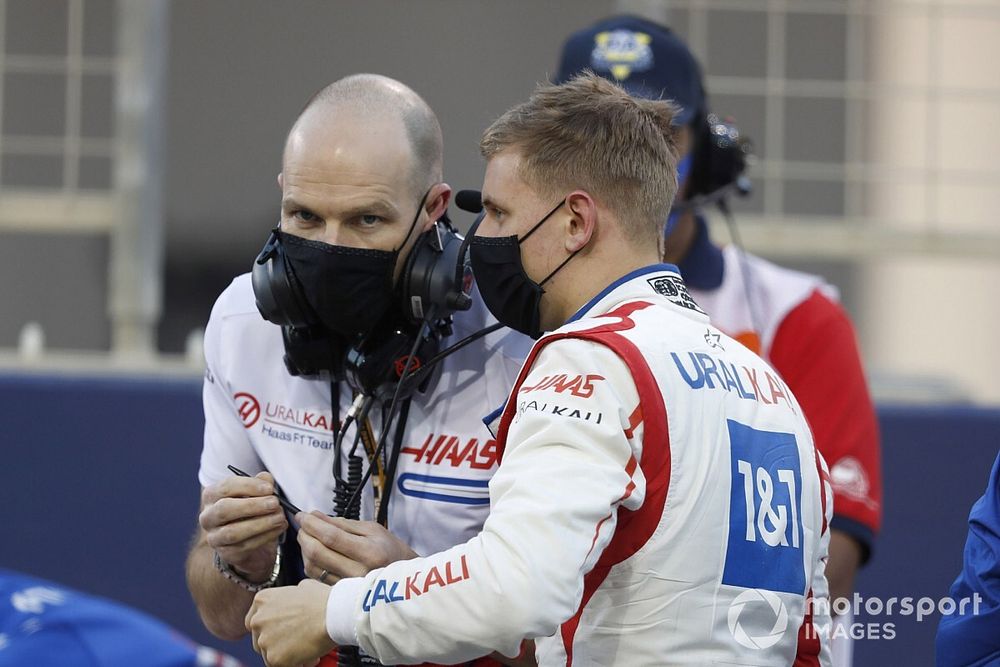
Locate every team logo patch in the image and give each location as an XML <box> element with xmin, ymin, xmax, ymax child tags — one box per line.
<box><xmin>705</xmin><ymin>329</ymin><xmax>724</xmax><ymax>350</ymax></box>
<box><xmin>395</xmin><ymin>354</ymin><xmax>421</xmax><ymax>378</ymax></box>
<box><xmin>722</xmin><ymin>420</ymin><xmax>805</xmax><ymax>595</ymax></box>
<box><xmin>401</xmin><ymin>434</ymin><xmax>498</xmax><ymax>470</ymax></box>
<box><xmin>647</xmin><ymin>275</ymin><xmax>706</xmax><ymax>314</ymax></box>
<box><xmin>234</xmin><ymin>391</ymin><xmax>261</xmax><ymax>428</ymax></box>
<box><xmin>363</xmin><ymin>554</ymin><xmax>471</xmax><ymax>612</ymax></box>
<box><xmin>591</xmin><ymin>29</ymin><xmax>653</xmax><ymax>81</ymax></box>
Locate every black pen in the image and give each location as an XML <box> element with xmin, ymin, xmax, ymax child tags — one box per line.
<box><xmin>227</xmin><ymin>464</ymin><xmax>302</xmax><ymax>515</ymax></box>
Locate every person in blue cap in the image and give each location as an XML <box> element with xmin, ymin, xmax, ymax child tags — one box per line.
<box><xmin>936</xmin><ymin>452</ymin><xmax>1000</xmax><ymax>666</ymax></box>
<box><xmin>0</xmin><ymin>568</ymin><xmax>242</xmax><ymax>666</ymax></box>
<box><xmin>555</xmin><ymin>16</ymin><xmax>883</xmax><ymax>665</ymax></box>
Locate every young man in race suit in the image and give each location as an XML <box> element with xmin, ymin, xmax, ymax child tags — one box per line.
<box><xmin>246</xmin><ymin>72</ymin><xmax>834</xmax><ymax>667</ymax></box>
<box><xmin>555</xmin><ymin>17</ymin><xmax>882</xmax><ymax>657</ymax></box>
<box><xmin>184</xmin><ymin>74</ymin><xmax>531</xmax><ymax>665</ymax></box>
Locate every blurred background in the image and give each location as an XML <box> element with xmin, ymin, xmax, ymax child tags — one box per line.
<box><xmin>0</xmin><ymin>1</ymin><xmax>997</xmax><ymax>665</ymax></box>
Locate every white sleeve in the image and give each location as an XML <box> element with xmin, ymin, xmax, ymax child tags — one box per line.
<box><xmin>197</xmin><ymin>294</ymin><xmax>264</xmax><ymax>488</ymax></box>
<box><xmin>326</xmin><ymin>338</ymin><xmax>643</xmax><ymax>665</ymax></box>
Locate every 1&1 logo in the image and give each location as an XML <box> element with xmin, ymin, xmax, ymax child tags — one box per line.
<box><xmin>727</xmin><ymin>589</ymin><xmax>788</xmax><ymax>650</ymax></box>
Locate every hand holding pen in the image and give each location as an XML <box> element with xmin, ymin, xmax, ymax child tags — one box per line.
<box><xmin>199</xmin><ymin>466</ymin><xmax>289</xmax><ymax>584</ymax></box>
<box><xmin>227</xmin><ymin>464</ymin><xmax>302</xmax><ymax>515</ymax></box>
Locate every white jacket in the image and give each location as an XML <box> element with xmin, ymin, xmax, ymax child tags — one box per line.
<box><xmin>326</xmin><ymin>265</ymin><xmax>832</xmax><ymax>666</ymax></box>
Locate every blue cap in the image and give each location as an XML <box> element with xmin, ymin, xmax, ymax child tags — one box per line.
<box><xmin>554</xmin><ymin>15</ymin><xmax>706</xmax><ymax>126</ymax></box>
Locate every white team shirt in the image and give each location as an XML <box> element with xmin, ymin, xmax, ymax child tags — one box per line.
<box><xmin>199</xmin><ymin>273</ymin><xmax>532</xmax><ymax>556</ymax></box>
<box><xmin>325</xmin><ymin>265</ymin><xmax>832</xmax><ymax>666</ymax></box>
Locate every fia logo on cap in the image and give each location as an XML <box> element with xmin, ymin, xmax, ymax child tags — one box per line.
<box><xmin>591</xmin><ymin>30</ymin><xmax>653</xmax><ymax>81</ymax></box>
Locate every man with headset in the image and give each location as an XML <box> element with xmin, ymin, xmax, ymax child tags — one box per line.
<box><xmin>554</xmin><ymin>16</ymin><xmax>882</xmax><ymax>663</ymax></box>
<box><xmin>185</xmin><ymin>74</ymin><xmax>530</xmax><ymax>665</ymax></box>
<box><xmin>245</xmin><ymin>71</ymin><xmax>832</xmax><ymax>667</ymax></box>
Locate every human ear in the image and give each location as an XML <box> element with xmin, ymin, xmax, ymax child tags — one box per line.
<box><xmin>564</xmin><ymin>191</ymin><xmax>596</xmax><ymax>253</ymax></box>
<box><xmin>422</xmin><ymin>182</ymin><xmax>453</xmax><ymax>231</ymax></box>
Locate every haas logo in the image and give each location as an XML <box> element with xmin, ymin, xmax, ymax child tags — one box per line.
<box><xmin>234</xmin><ymin>392</ymin><xmax>261</xmax><ymax>428</ymax></box>
<box><xmin>395</xmin><ymin>355</ymin><xmax>421</xmax><ymax>378</ymax></box>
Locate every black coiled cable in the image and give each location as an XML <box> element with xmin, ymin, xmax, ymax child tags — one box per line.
<box><xmin>333</xmin><ymin>454</ymin><xmax>364</xmax><ymax>520</ymax></box>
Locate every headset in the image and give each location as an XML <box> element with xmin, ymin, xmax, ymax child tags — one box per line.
<box><xmin>685</xmin><ymin>112</ymin><xmax>754</xmax><ymax>207</ymax></box>
<box><xmin>250</xmin><ymin>214</ymin><xmax>473</xmax><ymax>399</ymax></box>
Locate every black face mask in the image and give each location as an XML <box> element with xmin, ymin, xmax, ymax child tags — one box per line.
<box><xmin>280</xmin><ymin>191</ymin><xmax>428</xmax><ymax>341</ymax></box>
<box><xmin>469</xmin><ymin>199</ymin><xmax>581</xmax><ymax>339</ymax></box>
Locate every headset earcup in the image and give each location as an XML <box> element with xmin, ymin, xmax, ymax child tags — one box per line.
<box><xmin>399</xmin><ymin>222</ymin><xmax>471</xmax><ymax>323</ymax></box>
<box><xmin>250</xmin><ymin>232</ymin><xmax>316</xmax><ymax>329</ymax></box>
<box><xmin>439</xmin><ymin>226</ymin><xmax>473</xmax><ymax>311</ymax></box>
<box><xmin>399</xmin><ymin>229</ymin><xmax>433</xmax><ymax>322</ymax></box>
<box><xmin>686</xmin><ymin>115</ymin><xmax>715</xmax><ymax>198</ymax></box>
<box><xmin>686</xmin><ymin>114</ymin><xmax>750</xmax><ymax>199</ymax></box>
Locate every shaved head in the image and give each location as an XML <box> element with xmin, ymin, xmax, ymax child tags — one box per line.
<box><xmin>287</xmin><ymin>74</ymin><xmax>443</xmax><ymax>197</ymax></box>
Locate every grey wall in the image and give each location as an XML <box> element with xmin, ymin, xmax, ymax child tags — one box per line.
<box><xmin>0</xmin><ymin>233</ymin><xmax>110</xmax><ymax>349</ymax></box>
<box><xmin>166</xmin><ymin>1</ymin><xmax>616</xmax><ymax>260</ymax></box>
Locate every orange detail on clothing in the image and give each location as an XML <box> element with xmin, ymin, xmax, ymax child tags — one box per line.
<box><xmin>732</xmin><ymin>331</ymin><xmax>761</xmax><ymax>354</ymax></box>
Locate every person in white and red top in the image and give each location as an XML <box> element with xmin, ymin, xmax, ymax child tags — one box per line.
<box><xmin>555</xmin><ymin>18</ymin><xmax>882</xmax><ymax>662</ymax></box>
<box><xmin>246</xmin><ymin>72</ymin><xmax>833</xmax><ymax>667</ymax></box>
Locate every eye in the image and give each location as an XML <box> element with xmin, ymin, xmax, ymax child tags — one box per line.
<box><xmin>291</xmin><ymin>209</ymin><xmax>320</xmax><ymax>224</ymax></box>
<box><xmin>359</xmin><ymin>214</ymin><xmax>382</xmax><ymax>227</ymax></box>
<box><xmin>486</xmin><ymin>205</ymin><xmax>504</xmax><ymax>222</ymax></box>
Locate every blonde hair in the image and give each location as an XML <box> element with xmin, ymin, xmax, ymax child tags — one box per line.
<box><xmin>480</xmin><ymin>72</ymin><xmax>680</xmax><ymax>245</ymax></box>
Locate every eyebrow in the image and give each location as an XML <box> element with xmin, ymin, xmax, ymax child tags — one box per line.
<box><xmin>341</xmin><ymin>199</ymin><xmax>400</xmax><ymax>220</ymax></box>
<box><xmin>282</xmin><ymin>196</ymin><xmax>401</xmax><ymax>220</ymax></box>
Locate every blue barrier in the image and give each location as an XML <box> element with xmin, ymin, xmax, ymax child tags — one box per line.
<box><xmin>0</xmin><ymin>372</ymin><xmax>257</xmax><ymax>663</ymax></box>
<box><xmin>0</xmin><ymin>372</ymin><xmax>997</xmax><ymax>666</ymax></box>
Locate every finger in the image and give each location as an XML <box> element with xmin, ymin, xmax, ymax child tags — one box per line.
<box><xmin>303</xmin><ymin>564</ymin><xmax>341</xmax><ymax>586</ymax></box>
<box><xmin>305</xmin><ymin>563</ymin><xmax>342</xmax><ymax>585</ymax></box>
<box><xmin>209</xmin><ymin>516</ymin><xmax>286</xmax><ymax>551</ymax></box>
<box><xmin>203</xmin><ymin>501</ymin><xmax>285</xmax><ymax>543</ymax></box>
<box><xmin>306</xmin><ymin>511</ymin><xmax>371</xmax><ymax>536</ymax></box>
<box><xmin>299</xmin><ymin>513</ymin><xmax>368</xmax><ymax>554</ymax></box>
<box><xmin>298</xmin><ymin>529</ymin><xmax>367</xmax><ymax>580</ymax></box>
<box><xmin>204</xmin><ymin>476</ymin><xmax>275</xmax><ymax>505</ymax></box>
<box><xmin>245</xmin><ymin>604</ymin><xmax>259</xmax><ymax>650</ymax></box>
<box><xmin>200</xmin><ymin>495</ymin><xmax>282</xmax><ymax>532</ymax></box>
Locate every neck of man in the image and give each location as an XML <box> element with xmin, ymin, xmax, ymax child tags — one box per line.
<box><xmin>541</xmin><ymin>235</ymin><xmax>662</xmax><ymax>331</ymax></box>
